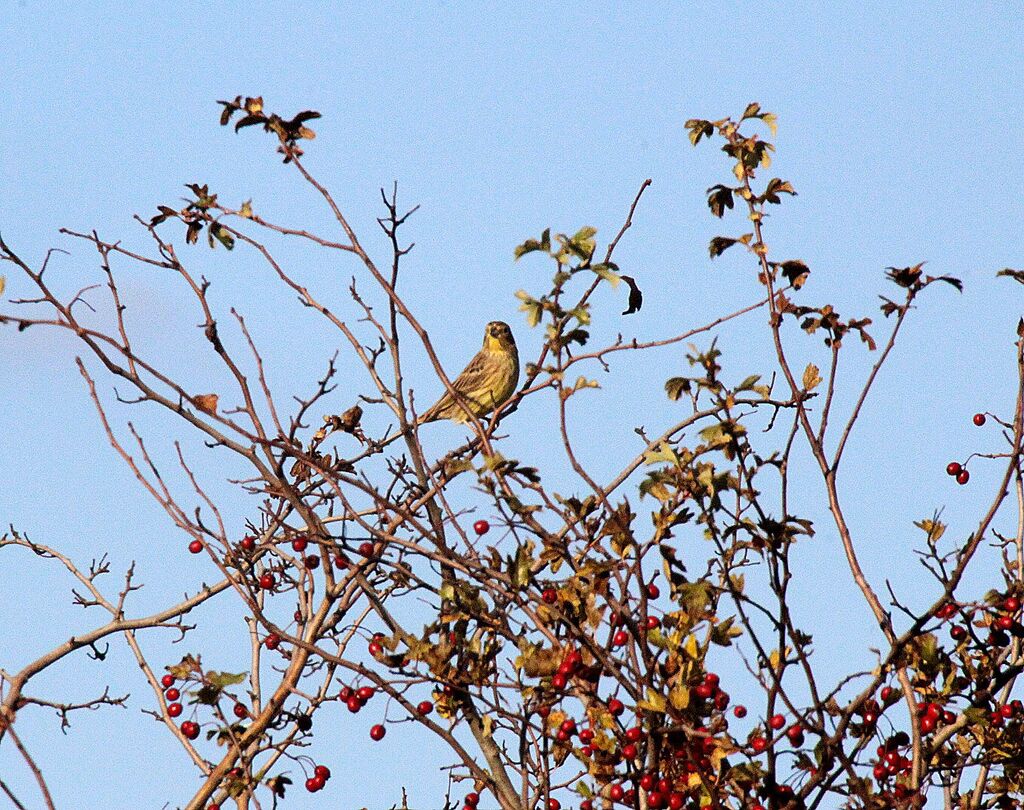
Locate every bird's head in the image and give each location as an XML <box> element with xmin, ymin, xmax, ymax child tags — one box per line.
<box><xmin>483</xmin><ymin>321</ymin><xmax>516</xmax><ymax>351</ymax></box>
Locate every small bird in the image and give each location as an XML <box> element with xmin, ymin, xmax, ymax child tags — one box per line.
<box><xmin>419</xmin><ymin>321</ymin><xmax>520</xmax><ymax>424</ymax></box>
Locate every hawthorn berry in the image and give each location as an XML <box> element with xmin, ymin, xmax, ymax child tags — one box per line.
<box><xmin>956</xmin><ymin>469</ymin><xmax>970</xmax><ymax>485</ymax></box>
<box><xmin>240</xmin><ymin>535</ymin><xmax>256</xmax><ymax>551</ymax></box>
<box><xmin>973</xmin><ymin>413</ymin><xmax>987</xmax><ymax>426</ymax></box>
<box><xmin>769</xmin><ymin>713</ymin><xmax>786</xmax><ymax>730</ymax></box>
<box><xmin>548</xmin><ymin>800</ymin><xmax>561</xmax><ymax>810</ymax></box>
<box><xmin>358</xmin><ymin>541</ymin><xmax>374</xmax><ymax>558</ymax></box>
<box><xmin>369</xmin><ymin>723</ymin><xmax>386</xmax><ymax>741</ymax></box>
<box><xmin>609</xmin><ymin>784</ymin><xmax>625</xmax><ymax>802</ymax></box>
<box><xmin>473</xmin><ymin>519</ymin><xmax>490</xmax><ymax>536</ymax></box>
<box><xmin>305</xmin><ymin>775</ymin><xmax>325</xmax><ymax>792</ymax></box>
<box><xmin>347</xmin><ymin>695</ymin><xmax>362</xmax><ymax>713</ymax></box>
<box><xmin>625</xmin><ymin>726</ymin><xmax>643</xmax><ymax>742</ymax></box>
<box><xmin>1004</xmin><ymin>596</ymin><xmax>1021</xmax><ymax>612</ymax></box>
<box><xmin>167</xmin><ymin>702</ymin><xmax>183</xmax><ymax>717</ymax></box>
<box><xmin>464</xmin><ymin>792</ymin><xmax>480</xmax><ymax>806</ymax></box>
<box><xmin>180</xmin><ymin>720</ymin><xmax>200</xmax><ymax>740</ymax></box>
<box><xmin>612</xmin><ymin>630</ymin><xmax>629</xmax><ymax>647</ymax></box>
<box><xmin>368</xmin><ymin>640</ymin><xmax>383</xmax><ymax>657</ymax></box>
<box><xmin>356</xmin><ymin>686</ymin><xmax>375</xmax><ymax>701</ymax></box>
<box><xmin>304</xmin><ymin>554</ymin><xmax>320</xmax><ymax>569</ymax></box>
<box><xmin>751</xmin><ymin>736</ymin><xmax>768</xmax><ymax>753</ymax></box>
<box><xmin>291</xmin><ymin>535</ymin><xmax>308</xmax><ymax>552</ymax></box>
<box><xmin>580</xmin><ymin>801</ymin><xmax>593</xmax><ymax>810</ymax></box>
<box><xmin>621</xmin><ymin>742</ymin><xmax>638</xmax><ymax>759</ymax></box>
<box><xmin>233</xmin><ymin>703</ymin><xmax>248</xmax><ymax>718</ymax></box>
<box><xmin>607</xmin><ymin>698</ymin><xmax>625</xmax><ymax>716</ymax></box>
<box><xmin>542</xmin><ymin>588</ymin><xmax>558</xmax><ymax>604</ymax></box>
<box><xmin>165</xmin><ymin>688</ymin><xmax>180</xmax><ymax>702</ymax></box>
<box><xmin>161</xmin><ymin>674</ymin><xmax>175</xmax><ymax>688</ymax></box>
<box><xmin>646</xmin><ymin>582</ymin><xmax>660</xmax><ymax>599</ymax></box>
<box><xmin>417</xmin><ymin>700</ymin><xmax>434</xmax><ymax>715</ymax></box>
<box><xmin>258</xmin><ymin>572</ymin><xmax>276</xmax><ymax>590</ymax></box>
<box><xmin>733</xmin><ymin>704</ymin><xmax>747</xmax><ymax>718</ymax></box>
<box><xmin>264</xmin><ymin>633</ymin><xmax>281</xmax><ymax>650</ymax></box>
<box><xmin>645</xmin><ymin>615</ymin><xmax>660</xmax><ymax>630</ymax></box>
<box><xmin>946</xmin><ymin>461</ymin><xmax>962</xmax><ymax>477</ymax></box>
<box><xmin>188</xmin><ymin>540</ymin><xmax>204</xmax><ymax>554</ymax></box>
<box><xmin>551</xmin><ymin>673</ymin><xmax>567</xmax><ymax>690</ymax></box>
<box><xmin>668</xmin><ymin>795</ymin><xmax>685</xmax><ymax>810</ymax></box>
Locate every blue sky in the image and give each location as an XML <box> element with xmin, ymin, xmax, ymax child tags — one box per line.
<box><xmin>2</xmin><ymin>2</ymin><xmax>1023</xmax><ymax>808</ymax></box>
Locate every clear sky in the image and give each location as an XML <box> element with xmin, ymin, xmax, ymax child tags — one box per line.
<box><xmin>2</xmin><ymin>2</ymin><xmax>1023</xmax><ymax>808</ymax></box>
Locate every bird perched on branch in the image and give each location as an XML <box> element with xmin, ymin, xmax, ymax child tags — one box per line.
<box><xmin>419</xmin><ymin>321</ymin><xmax>519</xmax><ymax>424</ymax></box>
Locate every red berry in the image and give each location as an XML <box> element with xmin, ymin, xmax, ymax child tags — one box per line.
<box><xmin>669</xmin><ymin>794</ymin><xmax>685</xmax><ymax>810</ymax></box>
<box><xmin>369</xmin><ymin>723</ymin><xmax>386</xmax><ymax>741</ymax></box>
<box><xmin>645</xmin><ymin>615</ymin><xmax>660</xmax><ymax>630</ymax></box>
<box><xmin>188</xmin><ymin>540</ymin><xmax>204</xmax><ymax>554</ymax></box>
<box><xmin>919</xmin><ymin>715</ymin><xmax>936</xmax><ymax>733</ymax></box>
<box><xmin>368</xmin><ymin>640</ymin><xmax>383</xmax><ymax>656</ymax></box>
<box><xmin>609</xmin><ymin>784</ymin><xmax>625</xmax><ymax>802</ymax></box>
<box><xmin>956</xmin><ymin>469</ymin><xmax>970</xmax><ymax>485</ymax></box>
<box><xmin>304</xmin><ymin>554</ymin><xmax>320</xmax><ymax>569</ymax></box>
<box><xmin>1005</xmin><ymin>596</ymin><xmax>1022</xmax><ymax>612</ymax></box>
<box><xmin>264</xmin><ymin>633</ymin><xmax>281</xmax><ymax>650</ymax></box>
<box><xmin>751</xmin><ymin>736</ymin><xmax>768</xmax><ymax>753</ymax></box>
<box><xmin>334</xmin><ymin>552</ymin><xmax>350</xmax><ymax>567</ymax></box>
<box><xmin>314</xmin><ymin>764</ymin><xmax>331</xmax><ymax>780</ymax></box>
<box><xmin>165</xmin><ymin>688</ymin><xmax>180</xmax><ymax>702</ymax></box>
<box><xmin>291</xmin><ymin>536</ymin><xmax>308</xmax><ymax>552</ymax></box>
<box><xmin>693</xmin><ymin>683</ymin><xmax>714</xmax><ymax>700</ymax></box>
<box><xmin>356</xmin><ymin>686</ymin><xmax>375</xmax><ymax>701</ymax></box>
<box><xmin>181</xmin><ymin>720</ymin><xmax>200</xmax><ymax>740</ymax></box>
<box><xmin>473</xmin><ymin>519</ymin><xmax>490</xmax><ymax>536</ymax></box>
<box><xmin>639</xmin><ymin>774</ymin><xmax>655</xmax><ymax>791</ymax></box>
<box><xmin>646</xmin><ymin>583</ymin><xmax>660</xmax><ymax>599</ymax></box>
<box><xmin>996</xmin><ymin>615</ymin><xmax>1014</xmax><ymax>631</ymax></box>
<box><xmin>769</xmin><ymin>713</ymin><xmax>786</xmax><ymax>730</ymax></box>
<box><xmin>542</xmin><ymin>588</ymin><xmax>558</xmax><ymax>604</ymax></box>
<box><xmin>346</xmin><ymin>695</ymin><xmax>362</xmax><ymax>713</ymax></box>
<box><xmin>233</xmin><ymin>703</ymin><xmax>248</xmax><ymax>718</ymax></box>
<box><xmin>305</xmin><ymin>776</ymin><xmax>325</xmax><ymax>792</ymax></box>
<box><xmin>580</xmin><ymin>802</ymin><xmax>594</xmax><ymax>810</ymax></box>
<box><xmin>1000</xmin><ymin>704</ymin><xmax>1014</xmax><ymax>718</ymax></box>
<box><xmin>167</xmin><ymin>702</ymin><xmax>183</xmax><ymax>717</ymax></box>
<box><xmin>612</xmin><ymin>630</ymin><xmax>629</xmax><ymax>647</ymax></box>
<box><xmin>733</xmin><ymin>705</ymin><xmax>747</xmax><ymax>718</ymax></box>
<box><xmin>946</xmin><ymin>461</ymin><xmax>962</xmax><ymax>476</ymax></box>
<box><xmin>465</xmin><ymin>793</ymin><xmax>480</xmax><ymax>806</ymax></box>
<box><xmin>417</xmin><ymin>700</ymin><xmax>434</xmax><ymax>715</ymax></box>
<box><xmin>161</xmin><ymin>674</ymin><xmax>175</xmax><ymax>688</ymax></box>
<box><xmin>608</xmin><ymin>698</ymin><xmax>625</xmax><ymax>716</ymax></box>
<box><xmin>548</xmin><ymin>799</ymin><xmax>561</xmax><ymax>810</ymax></box>
<box><xmin>625</xmin><ymin>726</ymin><xmax>643</xmax><ymax>742</ymax></box>
<box><xmin>621</xmin><ymin>742</ymin><xmax>638</xmax><ymax>759</ymax></box>
<box><xmin>880</xmin><ymin>686</ymin><xmax>895</xmax><ymax>702</ymax></box>
<box><xmin>552</xmin><ymin>673</ymin><xmax>568</xmax><ymax>690</ymax></box>
<box><xmin>258</xmin><ymin>572</ymin><xmax>275</xmax><ymax>590</ymax></box>
<box><xmin>973</xmin><ymin>413</ymin><xmax>987</xmax><ymax>426</ymax></box>
<box><xmin>358</xmin><ymin>541</ymin><xmax>374</xmax><ymax>558</ymax></box>
<box><xmin>240</xmin><ymin>535</ymin><xmax>256</xmax><ymax>551</ymax></box>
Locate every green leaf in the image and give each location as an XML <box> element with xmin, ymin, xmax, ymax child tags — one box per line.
<box><xmin>513</xmin><ymin>228</ymin><xmax>551</xmax><ymax>260</ymax></box>
<box><xmin>664</xmin><ymin>377</ymin><xmax>689</xmax><ymax>401</ymax></box>
<box><xmin>592</xmin><ymin>263</ymin><xmax>620</xmax><ymax>287</ymax></box>
<box><xmin>207</xmin><ymin>670</ymin><xmax>247</xmax><ymax>688</ymax></box>
<box><xmin>209</xmin><ymin>223</ymin><xmax>235</xmax><ymax>250</ymax></box>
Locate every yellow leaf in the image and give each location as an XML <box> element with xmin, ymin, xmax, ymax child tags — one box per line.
<box><xmin>802</xmin><ymin>363</ymin><xmax>822</xmax><ymax>391</ymax></box>
<box><xmin>0</xmin><ymin>275</ymin><xmax>5</xmax><ymax>297</ymax></box>
<box><xmin>193</xmin><ymin>393</ymin><xmax>219</xmax><ymax>415</ymax></box>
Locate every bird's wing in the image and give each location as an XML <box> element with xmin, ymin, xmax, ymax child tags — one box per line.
<box><xmin>419</xmin><ymin>351</ymin><xmax>490</xmax><ymax>423</ymax></box>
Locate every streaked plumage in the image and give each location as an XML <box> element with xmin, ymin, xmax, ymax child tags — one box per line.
<box><xmin>419</xmin><ymin>321</ymin><xmax>519</xmax><ymax>424</ymax></box>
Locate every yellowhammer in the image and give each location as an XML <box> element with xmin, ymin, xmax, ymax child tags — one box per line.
<box><xmin>419</xmin><ymin>321</ymin><xmax>520</xmax><ymax>424</ymax></box>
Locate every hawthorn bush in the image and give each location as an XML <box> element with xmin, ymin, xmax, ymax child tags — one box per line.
<box><xmin>2</xmin><ymin>97</ymin><xmax>1023</xmax><ymax>810</ymax></box>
